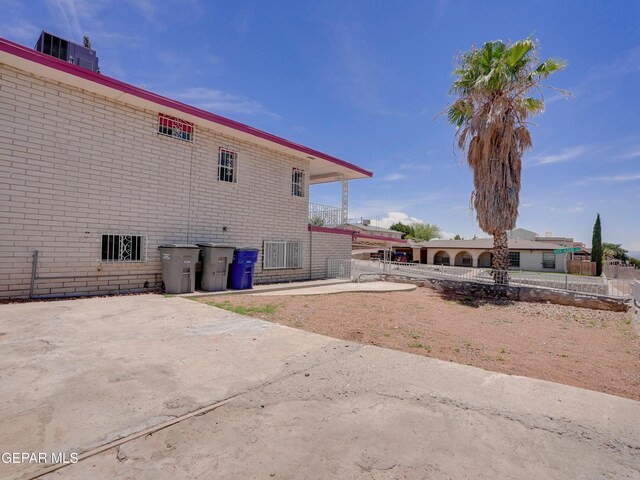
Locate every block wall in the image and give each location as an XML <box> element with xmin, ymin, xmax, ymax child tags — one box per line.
<box><xmin>0</xmin><ymin>64</ymin><xmax>350</xmax><ymax>298</ymax></box>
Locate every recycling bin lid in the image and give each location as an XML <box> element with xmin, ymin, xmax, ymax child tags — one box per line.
<box><xmin>196</xmin><ymin>243</ymin><xmax>235</xmax><ymax>248</ymax></box>
<box><xmin>158</xmin><ymin>244</ymin><xmax>200</xmax><ymax>249</ymax></box>
<box><xmin>234</xmin><ymin>247</ymin><xmax>260</xmax><ymax>251</ymax></box>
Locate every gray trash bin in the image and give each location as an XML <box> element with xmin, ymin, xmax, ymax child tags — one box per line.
<box><xmin>158</xmin><ymin>244</ymin><xmax>200</xmax><ymax>294</ymax></box>
<box><xmin>197</xmin><ymin>243</ymin><xmax>235</xmax><ymax>292</ymax></box>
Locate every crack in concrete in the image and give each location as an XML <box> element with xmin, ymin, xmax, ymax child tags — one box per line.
<box><xmin>16</xmin><ymin>342</ymin><xmax>364</xmax><ymax>480</ymax></box>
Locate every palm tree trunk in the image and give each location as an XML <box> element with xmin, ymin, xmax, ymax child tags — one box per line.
<box><xmin>492</xmin><ymin>231</ymin><xmax>509</xmax><ymax>285</ymax></box>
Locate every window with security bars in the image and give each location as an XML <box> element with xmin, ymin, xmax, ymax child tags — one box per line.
<box><xmin>508</xmin><ymin>251</ymin><xmax>520</xmax><ymax>268</ymax></box>
<box><xmin>263</xmin><ymin>241</ymin><xmax>303</xmax><ymax>269</ymax></box>
<box><xmin>218</xmin><ymin>148</ymin><xmax>237</xmax><ymax>183</ymax></box>
<box><xmin>157</xmin><ymin>113</ymin><xmax>194</xmax><ymax>142</ymax></box>
<box><xmin>542</xmin><ymin>252</ymin><xmax>556</xmax><ymax>269</ymax></box>
<box><xmin>101</xmin><ymin>234</ymin><xmax>146</xmax><ymax>262</ymax></box>
<box><xmin>292</xmin><ymin>168</ymin><xmax>305</xmax><ymax>197</ymax></box>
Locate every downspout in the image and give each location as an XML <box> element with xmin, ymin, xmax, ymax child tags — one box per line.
<box><xmin>29</xmin><ymin>250</ymin><xmax>38</xmax><ymax>299</ymax></box>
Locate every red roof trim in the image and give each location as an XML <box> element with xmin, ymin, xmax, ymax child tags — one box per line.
<box><xmin>0</xmin><ymin>37</ymin><xmax>373</xmax><ymax>178</ymax></box>
<box><xmin>308</xmin><ymin>225</ymin><xmax>354</xmax><ymax>236</ymax></box>
<box><xmin>308</xmin><ymin>225</ymin><xmax>408</xmax><ymax>243</ymax></box>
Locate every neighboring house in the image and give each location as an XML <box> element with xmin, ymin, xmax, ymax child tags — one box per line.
<box><xmin>346</xmin><ymin>223</ymin><xmax>404</xmax><ymax>240</ymax></box>
<box><xmin>343</xmin><ymin>223</ymin><xmax>407</xmax><ymax>252</ymax></box>
<box><xmin>0</xmin><ymin>34</ymin><xmax>372</xmax><ymax>298</ymax></box>
<box><xmin>509</xmin><ymin>227</ymin><xmax>583</xmax><ymax>248</ymax></box>
<box><xmin>406</xmin><ymin>238</ymin><xmax>569</xmax><ymax>272</ymax></box>
<box><xmin>507</xmin><ymin>227</ymin><xmax>538</xmax><ymax>241</ymax></box>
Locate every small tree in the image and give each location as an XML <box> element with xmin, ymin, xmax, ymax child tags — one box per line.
<box><xmin>453</xmin><ymin>234</ymin><xmax>463</xmax><ymax>240</ymax></box>
<box><xmin>591</xmin><ymin>213</ymin><xmax>603</xmax><ymax>276</ymax></box>
<box><xmin>309</xmin><ymin>215</ymin><xmax>325</xmax><ymax>227</ymax></box>
<box><xmin>602</xmin><ymin>243</ymin><xmax>628</xmax><ymax>262</ymax></box>
<box><xmin>389</xmin><ymin>222</ymin><xmax>414</xmax><ymax>239</ymax></box>
<box><xmin>409</xmin><ymin>222</ymin><xmax>442</xmax><ymax>242</ymax></box>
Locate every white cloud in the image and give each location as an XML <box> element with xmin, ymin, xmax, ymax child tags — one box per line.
<box><xmin>376</xmin><ymin>211</ymin><xmax>423</xmax><ymax>228</ymax></box>
<box><xmin>528</xmin><ymin>145</ymin><xmax>588</xmax><ymax>166</ymax></box>
<box><xmin>0</xmin><ymin>21</ymin><xmax>40</xmax><ymax>41</ymax></box>
<box><xmin>617</xmin><ymin>148</ymin><xmax>640</xmax><ymax>160</ymax></box>
<box><xmin>576</xmin><ymin>174</ymin><xmax>640</xmax><ymax>185</ymax></box>
<box><xmin>172</xmin><ymin>87</ymin><xmax>280</xmax><ymax>119</ymax></box>
<box><xmin>45</xmin><ymin>0</ymin><xmax>88</xmax><ymax>40</ymax></box>
<box><xmin>567</xmin><ymin>203</ymin><xmax>584</xmax><ymax>213</ymax></box>
<box><xmin>380</xmin><ymin>173</ymin><xmax>405</xmax><ymax>181</ymax></box>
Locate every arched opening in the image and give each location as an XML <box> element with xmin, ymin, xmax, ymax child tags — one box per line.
<box><xmin>433</xmin><ymin>251</ymin><xmax>450</xmax><ymax>266</ymax></box>
<box><xmin>454</xmin><ymin>251</ymin><xmax>473</xmax><ymax>267</ymax></box>
<box><xmin>478</xmin><ymin>251</ymin><xmax>493</xmax><ymax>268</ymax></box>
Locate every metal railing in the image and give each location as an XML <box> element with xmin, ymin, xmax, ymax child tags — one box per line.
<box><xmin>309</xmin><ymin>203</ymin><xmax>342</xmax><ymax>227</ymax></box>
<box><xmin>327</xmin><ymin>258</ymin><xmax>351</xmax><ymax>279</ymax></box>
<box><xmin>633</xmin><ymin>280</ymin><xmax>640</xmax><ymax>307</ymax></box>
<box><xmin>351</xmin><ymin>259</ymin><xmax>633</xmax><ymax>299</ymax></box>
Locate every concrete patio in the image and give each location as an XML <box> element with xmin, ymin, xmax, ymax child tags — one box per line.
<box><xmin>0</xmin><ymin>294</ymin><xmax>638</xmax><ymax>479</ymax></box>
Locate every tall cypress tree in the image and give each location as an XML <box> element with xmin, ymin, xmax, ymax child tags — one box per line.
<box><xmin>591</xmin><ymin>213</ymin><xmax>603</xmax><ymax>276</ymax></box>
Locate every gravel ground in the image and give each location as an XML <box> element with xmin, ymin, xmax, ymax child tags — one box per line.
<box><xmin>196</xmin><ymin>287</ymin><xmax>640</xmax><ymax>400</ymax></box>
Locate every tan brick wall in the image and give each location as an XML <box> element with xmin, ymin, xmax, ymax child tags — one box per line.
<box><xmin>309</xmin><ymin>231</ymin><xmax>352</xmax><ymax>279</ymax></box>
<box><xmin>0</xmin><ymin>64</ymin><xmax>350</xmax><ymax>298</ymax></box>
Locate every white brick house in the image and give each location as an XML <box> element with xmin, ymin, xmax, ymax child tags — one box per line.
<box><xmin>0</xmin><ymin>37</ymin><xmax>372</xmax><ymax>298</ymax></box>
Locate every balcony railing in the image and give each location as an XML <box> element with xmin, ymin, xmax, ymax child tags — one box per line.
<box><xmin>309</xmin><ymin>203</ymin><xmax>342</xmax><ymax>227</ymax></box>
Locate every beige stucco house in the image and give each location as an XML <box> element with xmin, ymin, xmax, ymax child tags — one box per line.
<box><xmin>0</xmin><ymin>36</ymin><xmax>372</xmax><ymax>298</ymax></box>
<box><xmin>407</xmin><ymin>237</ymin><xmax>569</xmax><ymax>272</ymax></box>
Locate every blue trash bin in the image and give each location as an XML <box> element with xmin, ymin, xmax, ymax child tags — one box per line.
<box><xmin>228</xmin><ymin>248</ymin><xmax>260</xmax><ymax>290</ymax></box>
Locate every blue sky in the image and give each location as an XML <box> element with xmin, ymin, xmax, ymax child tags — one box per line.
<box><xmin>2</xmin><ymin>0</ymin><xmax>639</xmax><ymax>253</ymax></box>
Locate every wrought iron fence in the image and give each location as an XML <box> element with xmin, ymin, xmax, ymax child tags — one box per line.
<box><xmin>309</xmin><ymin>203</ymin><xmax>342</xmax><ymax>227</ymax></box>
<box><xmin>327</xmin><ymin>258</ymin><xmax>351</xmax><ymax>279</ymax></box>
<box><xmin>351</xmin><ymin>259</ymin><xmax>633</xmax><ymax>299</ymax></box>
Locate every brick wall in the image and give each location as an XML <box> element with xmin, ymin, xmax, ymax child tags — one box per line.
<box><xmin>0</xmin><ymin>64</ymin><xmax>350</xmax><ymax>298</ymax></box>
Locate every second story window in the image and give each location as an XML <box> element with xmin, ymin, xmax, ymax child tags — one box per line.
<box><xmin>218</xmin><ymin>148</ymin><xmax>237</xmax><ymax>183</ymax></box>
<box><xmin>157</xmin><ymin>114</ymin><xmax>194</xmax><ymax>142</ymax></box>
<box><xmin>292</xmin><ymin>168</ymin><xmax>305</xmax><ymax>197</ymax></box>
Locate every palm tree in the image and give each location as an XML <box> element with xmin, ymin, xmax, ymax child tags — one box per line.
<box><xmin>445</xmin><ymin>39</ymin><xmax>567</xmax><ymax>284</ymax></box>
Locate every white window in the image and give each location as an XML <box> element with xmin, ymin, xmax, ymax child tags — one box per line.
<box><xmin>292</xmin><ymin>168</ymin><xmax>305</xmax><ymax>197</ymax></box>
<box><xmin>101</xmin><ymin>234</ymin><xmax>146</xmax><ymax>262</ymax></box>
<box><xmin>263</xmin><ymin>241</ymin><xmax>303</xmax><ymax>269</ymax></box>
<box><xmin>157</xmin><ymin>114</ymin><xmax>194</xmax><ymax>142</ymax></box>
<box><xmin>218</xmin><ymin>148</ymin><xmax>237</xmax><ymax>183</ymax></box>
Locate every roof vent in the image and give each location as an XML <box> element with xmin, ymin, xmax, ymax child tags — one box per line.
<box><xmin>34</xmin><ymin>31</ymin><xmax>100</xmax><ymax>73</ymax></box>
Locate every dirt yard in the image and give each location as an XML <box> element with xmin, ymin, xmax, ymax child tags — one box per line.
<box><xmin>196</xmin><ymin>287</ymin><xmax>640</xmax><ymax>400</ymax></box>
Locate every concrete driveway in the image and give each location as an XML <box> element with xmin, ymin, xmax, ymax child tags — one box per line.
<box><xmin>0</xmin><ymin>294</ymin><xmax>638</xmax><ymax>479</ymax></box>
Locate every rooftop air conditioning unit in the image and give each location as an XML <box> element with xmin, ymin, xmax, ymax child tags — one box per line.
<box><xmin>34</xmin><ymin>31</ymin><xmax>100</xmax><ymax>73</ymax></box>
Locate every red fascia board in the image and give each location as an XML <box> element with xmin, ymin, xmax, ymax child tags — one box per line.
<box><xmin>0</xmin><ymin>37</ymin><xmax>373</xmax><ymax>178</ymax></box>
<box><xmin>308</xmin><ymin>225</ymin><xmax>354</xmax><ymax>236</ymax></box>
<box><xmin>308</xmin><ymin>225</ymin><xmax>408</xmax><ymax>244</ymax></box>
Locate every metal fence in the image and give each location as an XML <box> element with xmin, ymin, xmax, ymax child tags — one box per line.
<box><xmin>352</xmin><ymin>259</ymin><xmax>633</xmax><ymax>299</ymax></box>
<box><xmin>327</xmin><ymin>258</ymin><xmax>352</xmax><ymax>279</ymax></box>
<box><xmin>309</xmin><ymin>203</ymin><xmax>342</xmax><ymax>227</ymax></box>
